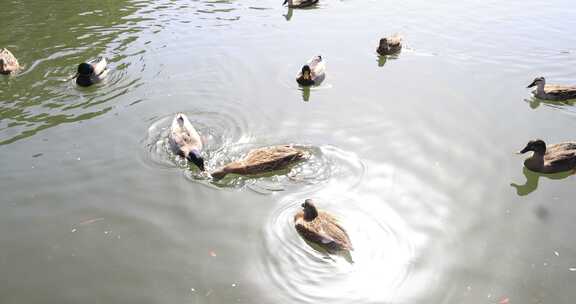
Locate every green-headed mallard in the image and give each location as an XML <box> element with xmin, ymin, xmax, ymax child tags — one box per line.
<box><xmin>519</xmin><ymin>139</ymin><xmax>576</xmax><ymax>173</ymax></box>
<box><xmin>527</xmin><ymin>77</ymin><xmax>576</xmax><ymax>101</ymax></box>
<box><xmin>169</xmin><ymin>113</ymin><xmax>205</xmax><ymax>171</ymax></box>
<box><xmin>294</xmin><ymin>199</ymin><xmax>353</xmax><ymax>252</ymax></box>
<box><xmin>211</xmin><ymin>145</ymin><xmax>308</xmax><ymax>180</ymax></box>
<box><xmin>283</xmin><ymin>0</ymin><xmax>318</xmax><ymax>8</ymax></box>
<box><xmin>76</xmin><ymin>57</ymin><xmax>108</xmax><ymax>87</ymax></box>
<box><xmin>377</xmin><ymin>35</ymin><xmax>402</xmax><ymax>56</ymax></box>
<box><xmin>0</xmin><ymin>48</ymin><xmax>20</xmax><ymax>74</ymax></box>
<box><xmin>296</xmin><ymin>55</ymin><xmax>325</xmax><ymax>86</ymax></box>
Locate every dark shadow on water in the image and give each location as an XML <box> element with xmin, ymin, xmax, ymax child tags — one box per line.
<box><xmin>510</xmin><ymin>166</ymin><xmax>573</xmax><ymax>196</ymax></box>
<box><xmin>297</xmin><ymin>73</ymin><xmax>324</xmax><ymax>102</ymax></box>
<box><xmin>283</xmin><ymin>8</ymin><xmax>293</xmax><ymax>21</ymax></box>
<box><xmin>300</xmin><ymin>86</ymin><xmax>310</xmax><ymax>102</ymax></box>
<box><xmin>523</xmin><ymin>97</ymin><xmax>576</xmax><ymax>110</ymax></box>
<box><xmin>376</xmin><ymin>53</ymin><xmax>400</xmax><ymax>67</ymax></box>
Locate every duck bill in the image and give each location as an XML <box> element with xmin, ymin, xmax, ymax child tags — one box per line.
<box><xmin>526</xmin><ymin>80</ymin><xmax>537</xmax><ymax>88</ymax></box>
<box><xmin>519</xmin><ymin>146</ymin><xmax>530</xmax><ymax>154</ymax></box>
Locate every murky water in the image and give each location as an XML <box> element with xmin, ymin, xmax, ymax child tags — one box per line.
<box><xmin>2</xmin><ymin>0</ymin><xmax>576</xmax><ymax>303</ymax></box>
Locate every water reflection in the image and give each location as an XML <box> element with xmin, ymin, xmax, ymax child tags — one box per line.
<box><xmin>511</xmin><ymin>166</ymin><xmax>574</xmax><ymax>196</ymax></box>
<box><xmin>524</xmin><ymin>97</ymin><xmax>576</xmax><ymax>114</ymax></box>
<box><xmin>377</xmin><ymin>53</ymin><xmax>400</xmax><ymax>67</ymax></box>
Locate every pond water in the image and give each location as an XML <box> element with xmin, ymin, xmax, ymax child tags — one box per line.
<box><xmin>1</xmin><ymin>0</ymin><xmax>576</xmax><ymax>303</ymax></box>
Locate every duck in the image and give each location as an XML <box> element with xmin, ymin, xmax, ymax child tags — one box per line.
<box><xmin>0</xmin><ymin>48</ymin><xmax>20</xmax><ymax>74</ymax></box>
<box><xmin>283</xmin><ymin>0</ymin><xmax>319</xmax><ymax>8</ymax></box>
<box><xmin>294</xmin><ymin>199</ymin><xmax>353</xmax><ymax>252</ymax></box>
<box><xmin>377</xmin><ymin>35</ymin><xmax>402</xmax><ymax>56</ymax></box>
<box><xmin>75</xmin><ymin>57</ymin><xmax>108</xmax><ymax>87</ymax></box>
<box><xmin>169</xmin><ymin>113</ymin><xmax>205</xmax><ymax>171</ymax></box>
<box><xmin>211</xmin><ymin>145</ymin><xmax>308</xmax><ymax>180</ymax></box>
<box><xmin>296</xmin><ymin>55</ymin><xmax>325</xmax><ymax>86</ymax></box>
<box><xmin>527</xmin><ymin>77</ymin><xmax>576</xmax><ymax>101</ymax></box>
<box><xmin>519</xmin><ymin>139</ymin><xmax>576</xmax><ymax>173</ymax></box>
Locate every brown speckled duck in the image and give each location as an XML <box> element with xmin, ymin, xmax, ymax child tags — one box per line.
<box><xmin>283</xmin><ymin>0</ymin><xmax>318</xmax><ymax>8</ymax></box>
<box><xmin>527</xmin><ymin>77</ymin><xmax>576</xmax><ymax>101</ymax></box>
<box><xmin>0</xmin><ymin>48</ymin><xmax>20</xmax><ymax>74</ymax></box>
<box><xmin>211</xmin><ymin>145</ymin><xmax>308</xmax><ymax>180</ymax></box>
<box><xmin>519</xmin><ymin>139</ymin><xmax>576</xmax><ymax>173</ymax></box>
<box><xmin>294</xmin><ymin>199</ymin><xmax>353</xmax><ymax>252</ymax></box>
<box><xmin>377</xmin><ymin>35</ymin><xmax>402</xmax><ymax>56</ymax></box>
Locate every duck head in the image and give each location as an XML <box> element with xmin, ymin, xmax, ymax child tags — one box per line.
<box><xmin>378</xmin><ymin>38</ymin><xmax>390</xmax><ymax>52</ymax></box>
<box><xmin>301</xmin><ymin>199</ymin><xmax>319</xmax><ymax>221</ymax></box>
<box><xmin>76</xmin><ymin>63</ymin><xmax>95</xmax><ymax>87</ymax></box>
<box><xmin>187</xmin><ymin>150</ymin><xmax>205</xmax><ymax>171</ymax></box>
<box><xmin>520</xmin><ymin>139</ymin><xmax>547</xmax><ymax>155</ymax></box>
<box><xmin>527</xmin><ymin>77</ymin><xmax>545</xmax><ymax>89</ymax></box>
<box><xmin>297</xmin><ymin>65</ymin><xmax>314</xmax><ymax>86</ymax></box>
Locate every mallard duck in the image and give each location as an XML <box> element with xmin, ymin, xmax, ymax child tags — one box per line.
<box><xmin>76</xmin><ymin>57</ymin><xmax>108</xmax><ymax>87</ymax></box>
<box><xmin>296</xmin><ymin>55</ymin><xmax>325</xmax><ymax>86</ymax></box>
<box><xmin>211</xmin><ymin>145</ymin><xmax>308</xmax><ymax>180</ymax></box>
<box><xmin>294</xmin><ymin>199</ymin><xmax>353</xmax><ymax>252</ymax></box>
<box><xmin>519</xmin><ymin>139</ymin><xmax>576</xmax><ymax>173</ymax></box>
<box><xmin>527</xmin><ymin>77</ymin><xmax>576</xmax><ymax>101</ymax></box>
<box><xmin>283</xmin><ymin>0</ymin><xmax>318</xmax><ymax>8</ymax></box>
<box><xmin>169</xmin><ymin>113</ymin><xmax>205</xmax><ymax>171</ymax></box>
<box><xmin>377</xmin><ymin>35</ymin><xmax>402</xmax><ymax>56</ymax></box>
<box><xmin>0</xmin><ymin>48</ymin><xmax>20</xmax><ymax>74</ymax></box>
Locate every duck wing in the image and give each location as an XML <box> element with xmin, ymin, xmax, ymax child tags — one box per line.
<box><xmin>311</xmin><ymin>213</ymin><xmax>353</xmax><ymax>250</ymax></box>
<box><xmin>308</xmin><ymin>56</ymin><xmax>325</xmax><ymax>76</ymax></box>
<box><xmin>545</xmin><ymin>85</ymin><xmax>576</xmax><ymax>99</ymax></box>
<box><xmin>387</xmin><ymin>34</ymin><xmax>403</xmax><ymax>47</ymax></box>
<box><xmin>88</xmin><ymin>57</ymin><xmax>108</xmax><ymax>76</ymax></box>
<box><xmin>545</xmin><ymin>150</ymin><xmax>576</xmax><ymax>168</ymax></box>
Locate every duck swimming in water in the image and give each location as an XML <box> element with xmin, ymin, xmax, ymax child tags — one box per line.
<box><xmin>296</xmin><ymin>55</ymin><xmax>325</xmax><ymax>86</ymax></box>
<box><xmin>283</xmin><ymin>0</ymin><xmax>319</xmax><ymax>8</ymax></box>
<box><xmin>169</xmin><ymin>113</ymin><xmax>205</xmax><ymax>171</ymax></box>
<box><xmin>527</xmin><ymin>77</ymin><xmax>576</xmax><ymax>101</ymax></box>
<box><xmin>211</xmin><ymin>145</ymin><xmax>308</xmax><ymax>180</ymax></box>
<box><xmin>519</xmin><ymin>139</ymin><xmax>576</xmax><ymax>173</ymax></box>
<box><xmin>0</xmin><ymin>48</ymin><xmax>20</xmax><ymax>74</ymax></box>
<box><xmin>75</xmin><ymin>57</ymin><xmax>108</xmax><ymax>87</ymax></box>
<box><xmin>294</xmin><ymin>199</ymin><xmax>353</xmax><ymax>252</ymax></box>
<box><xmin>377</xmin><ymin>35</ymin><xmax>402</xmax><ymax>56</ymax></box>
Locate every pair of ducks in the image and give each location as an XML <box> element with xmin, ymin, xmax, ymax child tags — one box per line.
<box><xmin>169</xmin><ymin>113</ymin><xmax>308</xmax><ymax>180</ymax></box>
<box><xmin>171</xmin><ymin>113</ymin><xmax>352</xmax><ymax>252</ymax></box>
<box><xmin>0</xmin><ymin>48</ymin><xmax>107</xmax><ymax>87</ymax></box>
<box><xmin>294</xmin><ymin>35</ymin><xmax>403</xmax><ymax>86</ymax></box>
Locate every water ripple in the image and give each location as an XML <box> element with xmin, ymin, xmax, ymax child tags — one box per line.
<box><xmin>260</xmin><ymin>194</ymin><xmax>414</xmax><ymax>304</ymax></box>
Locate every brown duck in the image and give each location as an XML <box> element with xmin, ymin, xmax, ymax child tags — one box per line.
<box><xmin>519</xmin><ymin>139</ymin><xmax>576</xmax><ymax>173</ymax></box>
<box><xmin>527</xmin><ymin>77</ymin><xmax>576</xmax><ymax>101</ymax></box>
<box><xmin>211</xmin><ymin>145</ymin><xmax>308</xmax><ymax>180</ymax></box>
<box><xmin>294</xmin><ymin>199</ymin><xmax>353</xmax><ymax>252</ymax></box>
<box><xmin>377</xmin><ymin>35</ymin><xmax>402</xmax><ymax>56</ymax></box>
